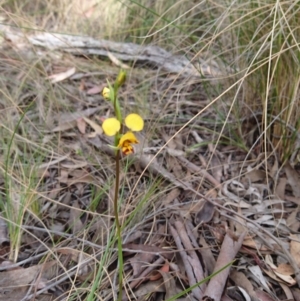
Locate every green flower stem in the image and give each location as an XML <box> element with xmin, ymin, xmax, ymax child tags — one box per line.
<box><xmin>114</xmin><ymin>98</ymin><xmax>122</xmax><ymax>124</ymax></box>
<box><xmin>109</xmin><ymin>70</ymin><xmax>127</xmax><ymax>301</ymax></box>
<box><xmin>114</xmin><ymin>149</ymin><xmax>123</xmax><ymax>301</ymax></box>
<box><xmin>112</xmin><ymin>81</ymin><xmax>122</xmax><ymax>123</ymax></box>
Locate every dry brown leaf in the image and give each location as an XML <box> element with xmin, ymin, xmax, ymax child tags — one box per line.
<box><xmin>269</xmin><ymin>158</ymin><xmax>279</xmax><ymax>179</ymax></box>
<box><xmin>149</xmin><ymin>264</ymin><xmax>169</xmax><ymax>281</ymax></box>
<box><xmin>129</xmin><ymin>251</ymin><xmax>156</xmax><ymax>277</ymax></box>
<box><xmin>263</xmin><ymin>268</ymin><xmax>296</xmax><ymax>286</ymax></box>
<box><xmin>0</xmin><ymin>214</ymin><xmax>9</xmax><ymax>246</ymax></box>
<box><xmin>279</xmin><ymin>283</ymin><xmax>294</xmax><ymax>300</ymax></box>
<box><xmin>86</xmin><ymin>85</ymin><xmax>103</xmax><ymax>95</ymax></box>
<box><xmin>290</xmin><ymin>234</ymin><xmax>300</xmax><ymax>267</ymax></box>
<box><xmin>57</xmin><ymin>107</ymin><xmax>102</xmax><ymax>124</ymax></box>
<box><xmin>60</xmin><ymin>160</ymin><xmax>88</xmax><ymax>169</ymax></box>
<box><xmin>170</xmin><ymin>199</ymin><xmax>204</xmax><ymax>218</ymax></box>
<box><xmin>76</xmin><ymin>118</ymin><xmax>86</xmax><ymax>134</ymax></box>
<box><xmin>291</xmin><ymin>288</ymin><xmax>300</xmax><ymax>300</ymax></box>
<box><xmin>47</xmin><ymin>67</ymin><xmax>76</xmax><ymax>83</ymax></box>
<box><xmin>57</xmin><ymin>169</ymin><xmax>69</xmax><ymax>183</ymax></box>
<box><xmin>248</xmin><ymin>266</ymin><xmax>270</xmax><ymax>293</ymax></box>
<box><xmin>51</xmin><ymin>107</ymin><xmax>102</xmax><ymax>133</ymax></box>
<box><xmin>38</xmin><ymin>153</ymin><xmax>70</xmax><ymax>169</ymax></box>
<box><xmin>285</xmin><ymin>162</ymin><xmax>300</xmax><ymax>197</ymax></box>
<box><xmin>230</xmin><ymin>271</ymin><xmax>256</xmax><ymax>299</ymax></box>
<box><xmin>51</xmin><ymin>120</ymin><xmax>77</xmax><ymax>132</ymax></box>
<box><xmin>254</xmin><ymin>290</ymin><xmax>276</xmax><ymax>301</ymax></box>
<box><xmin>56</xmin><ymin>248</ymin><xmax>92</xmax><ymax>278</ymax></box>
<box><xmin>61</xmin><ymin>169</ymin><xmax>80</xmax><ymax>182</ymax></box>
<box><xmin>0</xmin><ymin>261</ymin><xmax>55</xmax><ymax>288</ymax></box>
<box><xmin>210</xmin><ymin>154</ymin><xmax>223</xmax><ymax>183</ymax></box>
<box><xmin>245</xmin><ymin>169</ymin><xmax>266</xmax><ymax>183</ymax></box>
<box><xmin>162</xmin><ymin>188</ymin><xmax>180</xmax><ymax>206</ymax></box>
<box><xmin>233</xmin><ymin>206</ymin><xmax>248</xmax><ymax>234</ymax></box>
<box><xmin>275</xmin><ymin>177</ymin><xmax>286</xmax><ymax>199</ymax></box>
<box><xmin>286</xmin><ymin>207</ymin><xmax>300</xmax><ymax>231</ymax></box>
<box><xmin>89</xmin><ymin>215</ymin><xmax>110</xmax><ymax>245</ymax></box>
<box><xmin>69</xmin><ymin>200</ymin><xmax>84</xmax><ymax>234</ymax></box>
<box><xmin>160</xmin><ymin>270</ymin><xmax>179</xmax><ymax>300</ymax></box>
<box><xmin>273</xmin><ymin>271</ymin><xmax>296</xmax><ymax>285</ymax></box>
<box><xmin>107</xmin><ymin>51</ymin><xmax>130</xmax><ymax>69</ymax></box>
<box><xmin>284</xmin><ymin>195</ymin><xmax>300</xmax><ymax>205</ymax></box>
<box><xmin>264</xmin><ymin>255</ymin><xmax>296</xmax><ymax>285</ymax></box>
<box><xmin>132</xmin><ymin>280</ymin><xmax>165</xmax><ymax>298</ymax></box>
<box><xmin>79</xmin><ymin>78</ymin><xmax>85</xmax><ymax>91</ymax></box>
<box><xmin>67</xmin><ymin>172</ymin><xmax>100</xmax><ymax>186</ymax></box>
<box><xmin>83</xmin><ymin>116</ymin><xmax>103</xmax><ymax>135</ymax></box>
<box><xmin>166</xmin><ymin>148</ymin><xmax>185</xmax><ymax>157</ymax></box>
<box><xmin>57</xmin><ymin>247</ymin><xmax>80</xmax><ymax>262</ymax></box>
<box><xmin>87</xmin><ymin>131</ymin><xmax>98</xmax><ymax>138</ymax></box>
<box><xmin>276</xmin><ymin>263</ymin><xmax>295</xmax><ymax>275</ymax></box>
<box><xmin>195</xmin><ymin>201</ymin><xmax>215</xmax><ymax>224</ymax></box>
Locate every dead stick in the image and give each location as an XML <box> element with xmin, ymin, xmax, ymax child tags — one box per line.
<box><xmin>203</xmin><ymin>231</ymin><xmax>246</xmax><ymax>301</ymax></box>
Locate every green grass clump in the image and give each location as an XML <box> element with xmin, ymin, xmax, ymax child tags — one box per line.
<box><xmin>227</xmin><ymin>0</ymin><xmax>300</xmax><ymax>161</ymax></box>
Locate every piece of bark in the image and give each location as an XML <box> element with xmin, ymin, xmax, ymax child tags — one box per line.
<box><xmin>199</xmin><ymin>236</ymin><xmax>216</xmax><ymax>275</ymax></box>
<box><xmin>202</xmin><ymin>231</ymin><xmax>246</xmax><ymax>301</ymax></box>
<box><xmin>175</xmin><ymin>220</ymin><xmax>206</xmax><ymax>294</ymax></box>
<box><xmin>170</xmin><ymin>223</ymin><xmax>203</xmax><ymax>300</ymax></box>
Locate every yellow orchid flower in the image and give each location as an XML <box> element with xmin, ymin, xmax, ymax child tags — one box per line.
<box><xmin>115</xmin><ymin>70</ymin><xmax>126</xmax><ymax>88</ymax></box>
<box><xmin>102</xmin><ymin>113</ymin><xmax>144</xmax><ymax>155</ymax></box>
<box><xmin>102</xmin><ymin>87</ymin><xmax>111</xmax><ymax>100</ymax></box>
<box><xmin>118</xmin><ymin>132</ymin><xmax>139</xmax><ymax>155</ymax></box>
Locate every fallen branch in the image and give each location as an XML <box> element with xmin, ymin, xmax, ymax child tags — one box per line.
<box><xmin>0</xmin><ymin>25</ymin><xmax>223</xmax><ymax>78</ymax></box>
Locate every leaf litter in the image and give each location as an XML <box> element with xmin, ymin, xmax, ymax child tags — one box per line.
<box><xmin>1</xmin><ymin>35</ymin><xmax>300</xmax><ymax>301</ymax></box>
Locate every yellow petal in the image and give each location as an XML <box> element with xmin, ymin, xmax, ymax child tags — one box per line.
<box><xmin>102</xmin><ymin>118</ymin><xmax>121</xmax><ymax>136</ymax></box>
<box><xmin>125</xmin><ymin>113</ymin><xmax>144</xmax><ymax>132</ymax></box>
<box><xmin>102</xmin><ymin>87</ymin><xmax>110</xmax><ymax>100</ymax></box>
<box><xmin>118</xmin><ymin>132</ymin><xmax>139</xmax><ymax>147</ymax></box>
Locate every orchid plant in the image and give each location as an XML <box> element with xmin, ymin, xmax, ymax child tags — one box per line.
<box><xmin>101</xmin><ymin>70</ymin><xmax>143</xmax><ymax>301</ymax></box>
